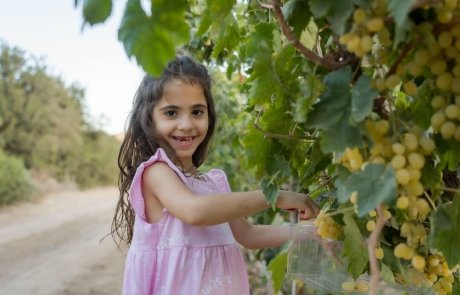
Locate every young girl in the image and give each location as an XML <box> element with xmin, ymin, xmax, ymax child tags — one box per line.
<box><xmin>113</xmin><ymin>55</ymin><xmax>320</xmax><ymax>295</ymax></box>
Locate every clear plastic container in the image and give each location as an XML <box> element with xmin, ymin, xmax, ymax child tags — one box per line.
<box><xmin>287</xmin><ymin>222</ymin><xmax>350</xmax><ymax>293</ymax></box>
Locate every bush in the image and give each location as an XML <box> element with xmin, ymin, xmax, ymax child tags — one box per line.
<box><xmin>0</xmin><ymin>149</ymin><xmax>31</xmax><ymax>205</ymax></box>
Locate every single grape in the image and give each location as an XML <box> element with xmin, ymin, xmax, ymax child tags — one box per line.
<box><xmin>412</xmin><ymin>254</ymin><xmax>426</xmax><ymax>271</ymax></box>
<box><xmin>366</xmin><ymin>17</ymin><xmax>384</xmax><ymax>32</ymax></box>
<box><xmin>445</xmin><ymin>104</ymin><xmax>460</xmax><ymax>119</ymax></box>
<box><xmin>430</xmin><ymin>59</ymin><xmax>447</xmax><ymax>75</ymax></box>
<box><xmin>404</xmin><ymin>133</ymin><xmax>418</xmax><ymax>151</ymax></box>
<box><xmin>353</xmin><ymin>8</ymin><xmax>366</xmax><ymax>24</ymax></box>
<box><xmin>440</xmin><ymin>121</ymin><xmax>456</xmax><ymax>139</ymax></box>
<box><xmin>419</xmin><ymin>136</ymin><xmax>435</xmax><ymax>154</ymax></box>
<box><xmin>407</xmin><ymin>166</ymin><xmax>422</xmax><ymax>181</ymax></box>
<box><xmin>396</xmin><ymin>169</ymin><xmax>411</xmax><ymax>185</ymax></box>
<box><xmin>414</xmin><ymin>49</ymin><xmax>430</xmax><ymax>65</ymax></box>
<box><xmin>391</xmin><ymin>154</ymin><xmax>406</xmax><ymax>170</ymax></box>
<box><xmin>366</xmin><ymin>220</ymin><xmax>376</xmax><ymax>231</ymax></box>
<box><xmin>397</xmin><ymin>195</ymin><xmax>410</xmax><ymax>209</ymax></box>
<box><xmin>385</xmin><ymin>74</ymin><xmax>401</xmax><ymax>89</ymax></box>
<box><xmin>431</xmin><ymin>96</ymin><xmax>446</xmax><ymax>109</ymax></box>
<box><xmin>403</xmin><ymin>80</ymin><xmax>417</xmax><ymax>96</ymax></box>
<box><xmin>431</xmin><ymin>110</ymin><xmax>446</xmax><ymax>130</ymax></box>
<box><xmin>438</xmin><ymin>31</ymin><xmax>453</xmax><ymax>48</ymax></box>
<box><xmin>436</xmin><ymin>72</ymin><xmax>453</xmax><ymax>91</ymax></box>
<box><xmin>392</xmin><ymin>142</ymin><xmax>405</xmax><ymax>154</ymax></box>
<box><xmin>408</xmin><ymin>152</ymin><xmax>425</xmax><ymax>169</ymax></box>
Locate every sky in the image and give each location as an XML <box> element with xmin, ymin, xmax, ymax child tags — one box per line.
<box><xmin>0</xmin><ymin>0</ymin><xmax>144</xmax><ymax>134</ymax></box>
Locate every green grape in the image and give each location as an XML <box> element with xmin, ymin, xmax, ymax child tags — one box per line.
<box><xmin>397</xmin><ymin>195</ymin><xmax>410</xmax><ymax>209</ymax></box>
<box><xmin>366</xmin><ymin>220</ymin><xmax>376</xmax><ymax>231</ymax></box>
<box><xmin>437</xmin><ymin>9</ymin><xmax>453</xmax><ymax>24</ymax></box>
<box><xmin>342</xmin><ymin>281</ymin><xmax>356</xmax><ymax>292</ymax></box>
<box><xmin>394</xmin><ymin>243</ymin><xmax>413</xmax><ymax>260</ymax></box>
<box><xmin>404</xmin><ymin>133</ymin><xmax>418</xmax><ymax>151</ymax></box>
<box><xmin>431</xmin><ymin>96</ymin><xmax>446</xmax><ymax>109</ymax></box>
<box><xmin>431</xmin><ymin>110</ymin><xmax>446</xmax><ymax>129</ymax></box>
<box><xmin>347</xmin><ymin>35</ymin><xmax>360</xmax><ymax>52</ymax></box>
<box><xmin>436</xmin><ymin>72</ymin><xmax>453</xmax><ymax>91</ymax></box>
<box><xmin>438</xmin><ymin>31</ymin><xmax>453</xmax><ymax>48</ymax></box>
<box><xmin>408</xmin><ymin>153</ymin><xmax>425</xmax><ymax>169</ymax></box>
<box><xmin>353</xmin><ymin>8</ymin><xmax>366</xmax><ymax>24</ymax></box>
<box><xmin>419</xmin><ymin>136</ymin><xmax>435</xmax><ymax>154</ymax></box>
<box><xmin>412</xmin><ymin>254</ymin><xmax>426</xmax><ymax>271</ymax></box>
<box><xmin>375</xmin><ymin>119</ymin><xmax>389</xmax><ymax>134</ymax></box>
<box><xmin>455</xmin><ymin>126</ymin><xmax>460</xmax><ymax>141</ymax></box>
<box><xmin>445</xmin><ymin>104</ymin><xmax>460</xmax><ymax>119</ymax></box>
<box><xmin>414</xmin><ymin>49</ymin><xmax>430</xmax><ymax>65</ymax></box>
<box><xmin>403</xmin><ymin>80</ymin><xmax>417</xmax><ymax>96</ymax></box>
<box><xmin>407</xmin><ymin>166</ymin><xmax>422</xmax><ymax>181</ymax></box>
<box><xmin>360</xmin><ymin>35</ymin><xmax>372</xmax><ymax>53</ymax></box>
<box><xmin>440</xmin><ymin>121</ymin><xmax>456</xmax><ymax>139</ymax></box>
<box><xmin>396</xmin><ymin>169</ymin><xmax>411</xmax><ymax>185</ymax></box>
<box><xmin>391</xmin><ymin>154</ymin><xmax>406</xmax><ymax>170</ymax></box>
<box><xmin>407</xmin><ymin>62</ymin><xmax>423</xmax><ymax>77</ymax></box>
<box><xmin>385</xmin><ymin>74</ymin><xmax>401</xmax><ymax>89</ymax></box>
<box><xmin>392</xmin><ymin>142</ymin><xmax>405</xmax><ymax>154</ymax></box>
<box><xmin>366</xmin><ymin>17</ymin><xmax>384</xmax><ymax>32</ymax></box>
<box><xmin>430</xmin><ymin>59</ymin><xmax>447</xmax><ymax>75</ymax></box>
<box><xmin>451</xmin><ymin>77</ymin><xmax>460</xmax><ymax>93</ymax></box>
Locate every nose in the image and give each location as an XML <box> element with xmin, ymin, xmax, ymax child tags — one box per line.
<box><xmin>177</xmin><ymin>115</ymin><xmax>193</xmax><ymax>131</ymax></box>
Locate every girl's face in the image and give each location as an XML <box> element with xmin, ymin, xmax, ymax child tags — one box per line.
<box><xmin>153</xmin><ymin>79</ymin><xmax>209</xmax><ymax>170</ymax></box>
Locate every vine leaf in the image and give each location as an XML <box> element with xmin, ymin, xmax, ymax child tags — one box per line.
<box><xmin>387</xmin><ymin>0</ymin><xmax>416</xmax><ymax>28</ymax></box>
<box><xmin>336</xmin><ymin>164</ymin><xmax>397</xmax><ymax>216</ymax></box>
<box><xmin>351</xmin><ymin>74</ymin><xmax>378</xmax><ymax>123</ymax></box>
<box><xmin>197</xmin><ymin>0</ymin><xmax>236</xmax><ymax>36</ymax></box>
<box><xmin>118</xmin><ymin>0</ymin><xmax>189</xmax><ymax>76</ymax></box>
<box><xmin>261</xmin><ymin>175</ymin><xmax>280</xmax><ymax>207</ymax></box>
<box><xmin>309</xmin><ymin>0</ymin><xmax>353</xmax><ymax>35</ymax></box>
<box><xmin>80</xmin><ymin>0</ymin><xmax>112</xmax><ymax>25</ymax></box>
<box><xmin>429</xmin><ymin>196</ymin><xmax>460</xmax><ymax>267</ymax></box>
<box><xmin>343</xmin><ymin>212</ymin><xmax>369</xmax><ymax>278</ymax></box>
<box><xmin>268</xmin><ymin>251</ymin><xmax>288</xmax><ymax>293</ymax></box>
<box><xmin>305</xmin><ymin>66</ymin><xmax>364</xmax><ymax>153</ymax></box>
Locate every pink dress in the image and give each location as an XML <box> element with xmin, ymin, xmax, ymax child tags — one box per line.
<box><xmin>122</xmin><ymin>148</ymin><xmax>250</xmax><ymax>295</ymax></box>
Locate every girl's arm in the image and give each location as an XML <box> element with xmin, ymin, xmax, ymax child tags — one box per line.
<box><xmin>143</xmin><ymin>162</ymin><xmax>319</xmax><ymax>225</ymax></box>
<box><xmin>229</xmin><ymin>218</ymin><xmax>292</xmax><ymax>249</ymax></box>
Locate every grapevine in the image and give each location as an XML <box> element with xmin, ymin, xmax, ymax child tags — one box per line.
<box><xmin>79</xmin><ymin>0</ymin><xmax>460</xmax><ymax>294</ymax></box>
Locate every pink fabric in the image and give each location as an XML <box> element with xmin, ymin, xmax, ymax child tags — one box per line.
<box><xmin>122</xmin><ymin>148</ymin><xmax>250</xmax><ymax>295</ymax></box>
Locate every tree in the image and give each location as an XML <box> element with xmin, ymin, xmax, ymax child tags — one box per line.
<box><xmin>78</xmin><ymin>0</ymin><xmax>460</xmax><ymax>294</ymax></box>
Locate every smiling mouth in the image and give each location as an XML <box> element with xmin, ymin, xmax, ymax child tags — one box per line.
<box><xmin>172</xmin><ymin>136</ymin><xmax>195</xmax><ymax>146</ymax></box>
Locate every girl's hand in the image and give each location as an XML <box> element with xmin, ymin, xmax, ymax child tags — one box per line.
<box><xmin>276</xmin><ymin>191</ymin><xmax>320</xmax><ymax>220</ymax></box>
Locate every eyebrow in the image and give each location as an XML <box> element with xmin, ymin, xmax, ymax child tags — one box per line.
<box><xmin>159</xmin><ymin>104</ymin><xmax>208</xmax><ymax>111</ymax></box>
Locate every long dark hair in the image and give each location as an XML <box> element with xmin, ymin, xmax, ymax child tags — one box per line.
<box><xmin>112</xmin><ymin>55</ymin><xmax>216</xmax><ymax>246</ymax></box>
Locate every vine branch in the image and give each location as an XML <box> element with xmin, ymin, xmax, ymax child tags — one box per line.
<box><xmin>367</xmin><ymin>205</ymin><xmax>386</xmax><ymax>295</ymax></box>
<box><xmin>269</xmin><ymin>0</ymin><xmax>339</xmax><ymax>71</ymax></box>
<box><xmin>254</xmin><ymin>112</ymin><xmax>316</xmax><ymax>142</ymax></box>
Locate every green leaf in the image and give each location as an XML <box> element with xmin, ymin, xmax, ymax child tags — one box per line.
<box><xmin>82</xmin><ymin>0</ymin><xmax>112</xmax><ymax>25</ymax></box>
<box><xmin>387</xmin><ymin>0</ymin><xmax>416</xmax><ymax>28</ymax></box>
<box><xmin>212</xmin><ymin>18</ymin><xmax>239</xmax><ymax>58</ymax></box>
<box><xmin>283</xmin><ymin>0</ymin><xmax>312</xmax><ymax>37</ymax></box>
<box><xmin>241</xmin><ymin>125</ymin><xmax>283</xmax><ymax>178</ymax></box>
<box><xmin>343</xmin><ymin>212</ymin><xmax>369</xmax><ymax>278</ymax></box>
<box><xmin>429</xmin><ymin>196</ymin><xmax>460</xmax><ymax>267</ymax></box>
<box><xmin>261</xmin><ymin>176</ymin><xmax>280</xmax><ymax>207</ymax></box>
<box><xmin>337</xmin><ymin>164</ymin><xmax>397</xmax><ymax>216</ymax></box>
<box><xmin>309</xmin><ymin>0</ymin><xmax>332</xmax><ymax>18</ymax></box>
<box><xmin>293</xmin><ymin>74</ymin><xmax>324</xmax><ymax>123</ymax></box>
<box><xmin>351</xmin><ymin>74</ymin><xmax>378</xmax><ymax>123</ymax></box>
<box><xmin>268</xmin><ymin>251</ymin><xmax>288</xmax><ymax>293</ymax></box>
<box><xmin>197</xmin><ymin>0</ymin><xmax>236</xmax><ymax>36</ymax></box>
<box><xmin>381</xmin><ymin>263</ymin><xmax>396</xmax><ymax>283</ymax></box>
<box><xmin>327</xmin><ymin>0</ymin><xmax>353</xmax><ymax>35</ymax></box>
<box><xmin>118</xmin><ymin>0</ymin><xmax>189</xmax><ymax>76</ymax></box>
<box><xmin>306</xmin><ymin>66</ymin><xmax>352</xmax><ymax>130</ymax></box>
<box><xmin>320</xmin><ymin>124</ymin><xmax>363</xmax><ymax>153</ymax></box>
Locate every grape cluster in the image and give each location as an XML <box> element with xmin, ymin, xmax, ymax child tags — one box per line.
<box><xmin>338</xmin><ymin>0</ymin><xmax>389</xmax><ymax>58</ymax></box>
<box><xmin>431</xmin><ymin>95</ymin><xmax>460</xmax><ymax>141</ymax></box>
<box><xmin>313</xmin><ymin>211</ymin><xmax>342</xmax><ymax>240</ymax></box>
<box><xmin>341</xmin><ymin>279</ymin><xmax>369</xmax><ymax>293</ymax></box>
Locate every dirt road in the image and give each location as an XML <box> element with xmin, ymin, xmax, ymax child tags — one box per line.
<box><xmin>0</xmin><ymin>187</ymin><xmax>126</xmax><ymax>295</ymax></box>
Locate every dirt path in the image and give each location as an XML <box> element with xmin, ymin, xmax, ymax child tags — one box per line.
<box><xmin>0</xmin><ymin>187</ymin><xmax>126</xmax><ymax>295</ymax></box>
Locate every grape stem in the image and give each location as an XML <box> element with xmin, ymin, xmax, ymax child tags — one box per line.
<box><xmin>438</xmin><ymin>187</ymin><xmax>460</xmax><ymax>194</ymax></box>
<box><xmin>387</xmin><ymin>39</ymin><xmax>418</xmax><ymax>77</ymax></box>
<box><xmin>269</xmin><ymin>0</ymin><xmax>342</xmax><ymax>71</ymax></box>
<box><xmin>367</xmin><ymin>205</ymin><xmax>386</xmax><ymax>295</ymax></box>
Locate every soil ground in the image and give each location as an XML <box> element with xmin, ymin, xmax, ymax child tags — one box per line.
<box><xmin>0</xmin><ymin>187</ymin><xmax>126</xmax><ymax>295</ymax></box>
